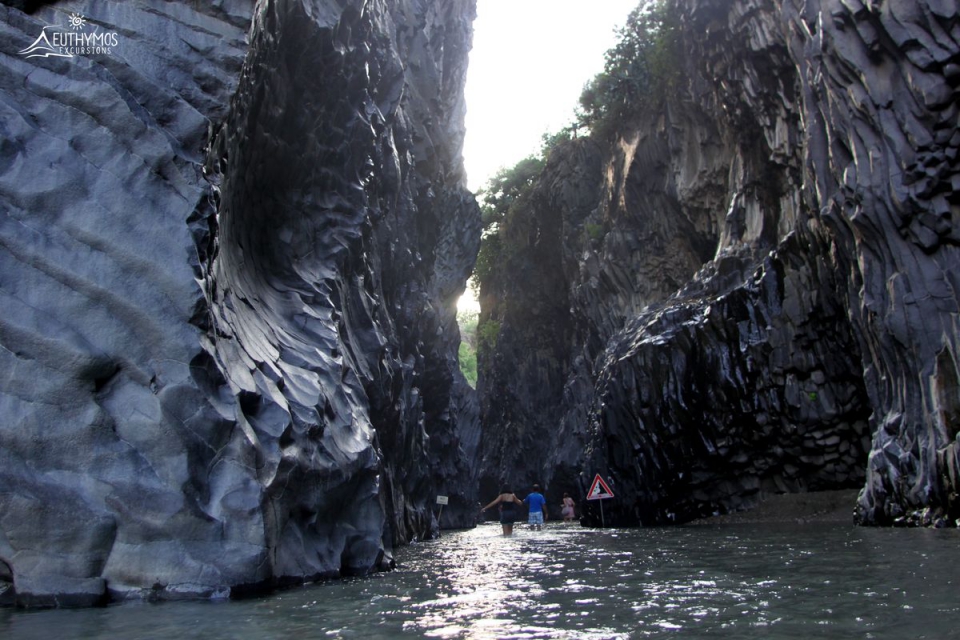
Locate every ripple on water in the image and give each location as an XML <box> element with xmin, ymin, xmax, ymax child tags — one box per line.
<box><xmin>1</xmin><ymin>523</ymin><xmax>958</xmax><ymax>639</ymax></box>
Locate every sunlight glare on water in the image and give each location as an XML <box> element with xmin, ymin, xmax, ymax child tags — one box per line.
<box><xmin>2</xmin><ymin>522</ymin><xmax>959</xmax><ymax>639</ymax></box>
<box><xmin>364</xmin><ymin>522</ymin><xmax>959</xmax><ymax>639</ymax></box>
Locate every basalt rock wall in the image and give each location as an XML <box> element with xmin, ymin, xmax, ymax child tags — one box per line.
<box><xmin>0</xmin><ymin>0</ymin><xmax>479</xmax><ymax>608</ymax></box>
<box><xmin>478</xmin><ymin>0</ymin><xmax>960</xmax><ymax>527</ymax></box>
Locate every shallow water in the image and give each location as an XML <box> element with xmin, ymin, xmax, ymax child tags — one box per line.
<box><xmin>2</xmin><ymin>522</ymin><xmax>958</xmax><ymax>639</ymax></box>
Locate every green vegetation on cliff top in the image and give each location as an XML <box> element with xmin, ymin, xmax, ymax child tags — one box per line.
<box><xmin>459</xmin><ymin>0</ymin><xmax>678</xmax><ymax>383</ymax></box>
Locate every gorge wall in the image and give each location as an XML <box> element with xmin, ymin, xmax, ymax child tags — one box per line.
<box><xmin>478</xmin><ymin>0</ymin><xmax>960</xmax><ymax>527</ymax></box>
<box><xmin>0</xmin><ymin>0</ymin><xmax>479</xmax><ymax>607</ymax></box>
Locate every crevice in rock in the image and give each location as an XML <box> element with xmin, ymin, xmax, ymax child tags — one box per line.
<box><xmin>935</xmin><ymin>347</ymin><xmax>960</xmax><ymax>444</ymax></box>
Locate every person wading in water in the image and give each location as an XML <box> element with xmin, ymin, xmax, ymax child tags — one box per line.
<box><xmin>481</xmin><ymin>486</ymin><xmax>524</xmax><ymax>536</ymax></box>
<box><xmin>561</xmin><ymin>492</ymin><xmax>577</xmax><ymax>523</ymax></box>
<box><xmin>523</xmin><ymin>483</ymin><xmax>548</xmax><ymax>531</ymax></box>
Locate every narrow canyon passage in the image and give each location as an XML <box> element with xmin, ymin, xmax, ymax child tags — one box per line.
<box><xmin>0</xmin><ymin>0</ymin><xmax>958</xmax><ymax>611</ymax></box>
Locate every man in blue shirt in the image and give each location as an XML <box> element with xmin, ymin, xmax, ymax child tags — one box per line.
<box><xmin>523</xmin><ymin>484</ymin><xmax>548</xmax><ymax>530</ymax></box>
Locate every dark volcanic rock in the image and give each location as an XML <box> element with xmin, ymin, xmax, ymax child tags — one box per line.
<box><xmin>478</xmin><ymin>0</ymin><xmax>960</xmax><ymax>528</ymax></box>
<box><xmin>0</xmin><ymin>0</ymin><xmax>479</xmax><ymax>607</ymax></box>
<box><xmin>476</xmin><ymin>140</ymin><xmax>604</xmax><ymax>500</ymax></box>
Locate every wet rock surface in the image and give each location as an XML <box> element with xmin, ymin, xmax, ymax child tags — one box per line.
<box><xmin>0</xmin><ymin>0</ymin><xmax>479</xmax><ymax>607</ymax></box>
<box><xmin>686</xmin><ymin>489</ymin><xmax>861</xmax><ymax>526</ymax></box>
<box><xmin>479</xmin><ymin>0</ymin><xmax>960</xmax><ymax>528</ymax></box>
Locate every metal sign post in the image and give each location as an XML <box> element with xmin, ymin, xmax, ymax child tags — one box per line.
<box><xmin>585</xmin><ymin>474</ymin><xmax>615</xmax><ymax>528</ymax></box>
<box><xmin>436</xmin><ymin>495</ymin><xmax>449</xmax><ymax>533</ymax></box>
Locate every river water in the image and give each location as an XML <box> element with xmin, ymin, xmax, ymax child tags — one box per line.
<box><xmin>2</xmin><ymin>522</ymin><xmax>958</xmax><ymax>639</ymax></box>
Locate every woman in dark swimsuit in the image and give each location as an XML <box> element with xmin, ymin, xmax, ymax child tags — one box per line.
<box><xmin>481</xmin><ymin>486</ymin><xmax>524</xmax><ymax>536</ymax></box>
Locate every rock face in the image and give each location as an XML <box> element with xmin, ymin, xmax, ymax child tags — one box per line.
<box><xmin>0</xmin><ymin>0</ymin><xmax>479</xmax><ymax>608</ymax></box>
<box><xmin>478</xmin><ymin>0</ymin><xmax>960</xmax><ymax>527</ymax></box>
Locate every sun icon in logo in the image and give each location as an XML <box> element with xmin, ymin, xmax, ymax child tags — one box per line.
<box><xmin>68</xmin><ymin>13</ymin><xmax>86</xmax><ymax>30</ymax></box>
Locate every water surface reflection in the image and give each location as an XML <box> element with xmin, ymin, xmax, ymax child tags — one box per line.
<box><xmin>2</xmin><ymin>522</ymin><xmax>958</xmax><ymax>639</ymax></box>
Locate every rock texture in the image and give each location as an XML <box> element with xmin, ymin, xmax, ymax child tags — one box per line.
<box><xmin>0</xmin><ymin>0</ymin><xmax>479</xmax><ymax>608</ymax></box>
<box><xmin>478</xmin><ymin>0</ymin><xmax>960</xmax><ymax>528</ymax></box>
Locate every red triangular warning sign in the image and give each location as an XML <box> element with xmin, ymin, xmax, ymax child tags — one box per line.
<box><xmin>586</xmin><ymin>474</ymin><xmax>614</xmax><ymax>500</ymax></box>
